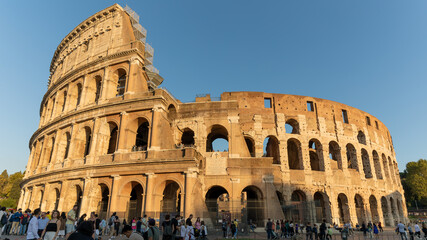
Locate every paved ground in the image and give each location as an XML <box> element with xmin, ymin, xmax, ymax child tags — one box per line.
<box><xmin>0</xmin><ymin>230</ymin><xmax>420</xmax><ymax>240</ymax></box>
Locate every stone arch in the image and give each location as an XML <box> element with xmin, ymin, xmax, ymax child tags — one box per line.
<box><xmin>167</xmin><ymin>104</ymin><xmax>177</xmax><ymax>121</ymax></box>
<box><xmin>397</xmin><ymin>198</ymin><xmax>404</xmax><ymax>220</ymax></box>
<box><xmin>337</xmin><ymin>193</ymin><xmax>350</xmax><ymax>225</ymax></box>
<box><xmin>205</xmin><ymin>186</ymin><xmax>230</xmax><ymax>224</ymax></box>
<box><xmin>107</xmin><ymin>122</ymin><xmax>119</xmax><ymax>154</ymax></box>
<box><xmin>124</xmin><ymin>117</ymin><xmax>150</xmax><ymax>151</ymax></box>
<box><xmin>355</xmin><ymin>194</ymin><xmax>365</xmax><ymax>224</ymax></box>
<box><xmin>309</xmin><ymin>139</ymin><xmax>324</xmax><ymax>171</ymax></box>
<box><xmin>206</xmin><ymin>124</ymin><xmax>229</xmax><ymax>152</ymax></box>
<box><xmin>285</xmin><ymin>119</ymin><xmax>300</xmax><ymax>134</ymax></box>
<box><xmin>74</xmin><ymin>185</ymin><xmax>83</xmax><ymax>217</ymax></box>
<box><xmin>56</xmin><ymin>131</ymin><xmax>71</xmax><ymax>163</ymax></box>
<box><xmin>85</xmin><ymin>75</ymin><xmax>102</xmax><ymax>105</ymax></box>
<box><xmin>314</xmin><ymin>191</ymin><xmax>332</xmax><ymax>223</ymax></box>
<box><xmin>116</xmin><ymin>68</ymin><xmax>127</xmax><ymax>97</ymax></box>
<box><xmin>161</xmin><ymin>181</ymin><xmax>182</xmax><ymax>215</ymax></box>
<box><xmin>381</xmin><ymin>196</ymin><xmax>392</xmax><ymax>226</ymax></box>
<box><xmin>357</xmin><ymin>131</ymin><xmax>366</xmax><ymax>145</ymax></box>
<box><xmin>369</xmin><ymin>195</ymin><xmax>379</xmax><ymax>223</ymax></box>
<box><xmin>181</xmin><ymin>128</ymin><xmax>195</xmax><ymax>147</ymax></box>
<box><xmin>389</xmin><ymin>197</ymin><xmax>398</xmax><ymax>222</ymax></box>
<box><xmin>47</xmin><ymin>188</ymin><xmax>60</xmax><ymax>211</ymax></box>
<box><xmin>291</xmin><ymin>190</ymin><xmax>308</xmax><ymax>223</ymax></box>
<box><xmin>96</xmin><ymin>183</ymin><xmax>110</xmax><ymax>220</ymax></box>
<box><xmin>120</xmin><ymin>181</ymin><xmax>144</xmax><ymax>221</ymax></box>
<box><xmin>241</xmin><ymin>185</ymin><xmax>264</xmax><ymax>225</ymax></box>
<box><xmin>372</xmin><ymin>151</ymin><xmax>383</xmax><ymax>179</ymax></box>
<box><xmin>244</xmin><ymin>135</ymin><xmax>255</xmax><ymax>157</ymax></box>
<box><xmin>381</xmin><ymin>154</ymin><xmax>390</xmax><ymax>180</ymax></box>
<box><xmin>361</xmin><ymin>149</ymin><xmax>373</xmax><ymax>178</ymax></box>
<box><xmin>288</xmin><ymin>138</ymin><xmax>303</xmax><ymax>169</ymax></box>
<box><xmin>388</xmin><ymin>157</ymin><xmax>395</xmax><ymax>183</ymax></box>
<box><xmin>263</xmin><ymin>135</ymin><xmax>280</xmax><ymax>164</ymax></box>
<box><xmin>346</xmin><ymin>143</ymin><xmax>358</xmax><ymax>171</ymax></box>
<box><xmin>329</xmin><ymin>141</ymin><xmax>342</xmax><ymax>170</ymax></box>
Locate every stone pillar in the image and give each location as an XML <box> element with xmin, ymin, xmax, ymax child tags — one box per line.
<box><xmin>80</xmin><ymin>177</ymin><xmax>95</xmax><ymax>215</ymax></box>
<box><xmin>347</xmin><ymin>195</ymin><xmax>358</xmax><ymax>226</ymax></box>
<box><xmin>229</xmin><ymin>178</ymin><xmax>240</xmax><ymax>221</ymax></box>
<box><xmin>109</xmin><ymin>175</ymin><xmax>126</xmax><ymax>218</ymax></box>
<box><xmin>184</xmin><ymin>170</ymin><xmax>198</xmax><ymax>217</ymax></box>
<box><xmin>116</xmin><ymin>112</ymin><xmax>129</xmax><ymax>152</ymax></box>
<box><xmin>87</xmin><ymin>118</ymin><xmax>100</xmax><ymax>164</ymax></box>
<box><xmin>149</xmin><ymin>105</ymin><xmax>165</xmax><ymax>150</ymax></box>
<box><xmin>144</xmin><ymin>173</ymin><xmax>156</xmax><ymax>216</ymax></box>
<box><xmin>17</xmin><ymin>189</ymin><xmax>25</xmax><ymax>209</ymax></box>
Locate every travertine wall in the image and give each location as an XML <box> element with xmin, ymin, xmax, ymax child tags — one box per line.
<box><xmin>19</xmin><ymin>4</ymin><xmax>407</xmax><ymax>227</ymax></box>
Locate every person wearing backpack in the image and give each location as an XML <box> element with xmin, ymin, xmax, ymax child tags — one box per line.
<box><xmin>162</xmin><ymin>215</ymin><xmax>173</xmax><ymax>240</ymax></box>
<box><xmin>19</xmin><ymin>212</ymin><xmax>29</xmax><ymax>235</ymax></box>
<box><xmin>148</xmin><ymin>218</ymin><xmax>160</xmax><ymax>240</ymax></box>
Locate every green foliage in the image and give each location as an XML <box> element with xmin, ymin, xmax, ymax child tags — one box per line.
<box><xmin>401</xmin><ymin>159</ymin><xmax>427</xmax><ymax>208</ymax></box>
<box><xmin>0</xmin><ymin>170</ymin><xmax>23</xmax><ymax>209</ymax></box>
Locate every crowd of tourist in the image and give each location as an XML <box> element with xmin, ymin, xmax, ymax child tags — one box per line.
<box><xmin>0</xmin><ymin>204</ymin><xmax>427</xmax><ymax>240</ymax></box>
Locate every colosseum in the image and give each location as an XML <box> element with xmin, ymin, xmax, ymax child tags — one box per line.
<box><xmin>19</xmin><ymin>4</ymin><xmax>407</xmax><ymax>227</ymax></box>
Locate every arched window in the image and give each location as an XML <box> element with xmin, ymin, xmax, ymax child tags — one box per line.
<box><xmin>372</xmin><ymin>150</ymin><xmax>382</xmax><ymax>179</ymax></box>
<box><xmin>76</xmin><ymin>83</ymin><xmax>83</xmax><ymax>107</ymax></box>
<box><xmin>206</xmin><ymin>125</ymin><xmax>228</xmax><ymax>152</ymax></box>
<box><xmin>357</xmin><ymin>131</ymin><xmax>366</xmax><ymax>145</ymax></box>
<box><xmin>168</xmin><ymin>105</ymin><xmax>177</xmax><ymax>120</ymax></box>
<box><xmin>263</xmin><ymin>136</ymin><xmax>280</xmax><ymax>164</ymax></box>
<box><xmin>346</xmin><ymin>143</ymin><xmax>358</xmax><ymax>171</ymax></box>
<box><xmin>309</xmin><ymin>139</ymin><xmax>324</xmax><ymax>171</ymax></box>
<box><xmin>84</xmin><ymin>127</ymin><xmax>92</xmax><ymax>157</ymax></box>
<box><xmin>50</xmin><ymin>97</ymin><xmax>56</xmax><ymax>118</ymax></box>
<box><xmin>361</xmin><ymin>149</ymin><xmax>372</xmax><ymax>178</ymax></box>
<box><xmin>116</xmin><ymin>69</ymin><xmax>127</xmax><ymax>97</ymax></box>
<box><xmin>288</xmin><ymin>138</ymin><xmax>302</xmax><ymax>169</ymax></box>
<box><xmin>107</xmin><ymin>123</ymin><xmax>118</xmax><ymax>154</ymax></box>
<box><xmin>62</xmin><ymin>91</ymin><xmax>67</xmax><ymax>112</ymax></box>
<box><xmin>285</xmin><ymin>119</ymin><xmax>299</xmax><ymax>134</ymax></box>
<box><xmin>329</xmin><ymin>141</ymin><xmax>342</xmax><ymax>169</ymax></box>
<box><xmin>64</xmin><ymin>133</ymin><xmax>71</xmax><ymax>160</ymax></box>
<box><xmin>48</xmin><ymin>137</ymin><xmax>55</xmax><ymax>163</ymax></box>
<box><xmin>135</xmin><ymin>122</ymin><xmax>149</xmax><ymax>151</ymax></box>
<box><xmin>244</xmin><ymin>136</ymin><xmax>255</xmax><ymax>157</ymax></box>
<box><xmin>94</xmin><ymin>76</ymin><xmax>102</xmax><ymax>103</ymax></box>
<box><xmin>181</xmin><ymin>128</ymin><xmax>195</xmax><ymax>147</ymax></box>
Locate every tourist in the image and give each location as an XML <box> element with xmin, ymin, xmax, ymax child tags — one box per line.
<box><xmin>46</xmin><ymin>211</ymin><xmax>51</xmax><ymax>220</ymax></box>
<box><xmin>306</xmin><ymin>222</ymin><xmax>313</xmax><ymax>240</ymax></box>
<box><xmin>186</xmin><ymin>214</ymin><xmax>193</xmax><ymax>227</ymax></box>
<box><xmin>148</xmin><ymin>218</ymin><xmax>160</xmax><ymax>240</ymax></box>
<box><xmin>231</xmin><ymin>219</ymin><xmax>237</xmax><ymax>239</ymax></box>
<box><xmin>221</xmin><ymin>219</ymin><xmax>227</xmax><ymax>238</ymax></box>
<box><xmin>68</xmin><ymin>220</ymin><xmax>95</xmax><ymax>240</ymax></box>
<box><xmin>162</xmin><ymin>214</ymin><xmax>173</xmax><ymax>240</ymax></box>
<box><xmin>58</xmin><ymin>212</ymin><xmax>66</xmax><ymax>238</ymax></box>
<box><xmin>171</xmin><ymin>215</ymin><xmax>180</xmax><ymax>240</ymax></box>
<box><xmin>0</xmin><ymin>207</ymin><xmax>6</xmax><ymax>237</ymax></box>
<box><xmin>319</xmin><ymin>219</ymin><xmax>327</xmax><ymax>240</ymax></box>
<box><xmin>414</xmin><ymin>222</ymin><xmax>421</xmax><ymax>238</ymax></box>
<box><xmin>132</xmin><ymin>217</ymin><xmax>137</xmax><ymax>232</ymax></box>
<box><xmin>141</xmin><ymin>214</ymin><xmax>149</xmax><ymax>240</ymax></box>
<box><xmin>313</xmin><ymin>224</ymin><xmax>318</xmax><ymax>240</ymax></box>
<box><xmin>78</xmin><ymin>213</ymin><xmax>87</xmax><ymax>227</ymax></box>
<box><xmin>182</xmin><ymin>219</ymin><xmax>194</xmax><ymax>240</ymax></box>
<box><xmin>11</xmin><ymin>208</ymin><xmax>23</xmax><ymax>235</ymax></box>
<box><xmin>19</xmin><ymin>210</ymin><xmax>30</xmax><ymax>235</ymax></box>
<box><xmin>361</xmin><ymin>222</ymin><xmax>367</xmax><ymax>237</ymax></box>
<box><xmin>65</xmin><ymin>205</ymin><xmax>78</xmax><ymax>238</ymax></box>
<box><xmin>27</xmin><ymin>208</ymin><xmax>41</xmax><ymax>240</ymax></box>
<box><xmin>40</xmin><ymin>210</ymin><xmax>60</xmax><ymax>240</ymax></box>
<box><xmin>408</xmin><ymin>224</ymin><xmax>414</xmax><ymax>240</ymax></box>
<box><xmin>290</xmin><ymin>221</ymin><xmax>295</xmax><ymax>237</ymax></box>
<box><xmin>109</xmin><ymin>212</ymin><xmax>117</xmax><ymax>236</ymax></box>
<box><xmin>340</xmin><ymin>226</ymin><xmax>349</xmax><ymax>240</ymax></box>
<box><xmin>122</xmin><ymin>224</ymin><xmax>144</xmax><ymax>240</ymax></box>
<box><xmin>266</xmin><ymin>218</ymin><xmax>273</xmax><ymax>239</ymax></box>
<box><xmin>38</xmin><ymin>212</ymin><xmax>50</xmax><ymax>237</ymax></box>
<box><xmin>100</xmin><ymin>217</ymin><xmax>107</xmax><ymax>236</ymax></box>
<box><xmin>367</xmin><ymin>222</ymin><xmax>373</xmax><ymax>238</ymax></box>
<box><xmin>326</xmin><ymin>226</ymin><xmax>333</xmax><ymax>240</ymax></box>
<box><xmin>200</xmin><ymin>221</ymin><xmax>207</xmax><ymax>240</ymax></box>
<box><xmin>136</xmin><ymin>217</ymin><xmax>142</xmax><ymax>233</ymax></box>
<box><xmin>194</xmin><ymin>217</ymin><xmax>201</xmax><ymax>238</ymax></box>
<box><xmin>397</xmin><ymin>221</ymin><xmax>408</xmax><ymax>240</ymax></box>
<box><xmin>180</xmin><ymin>219</ymin><xmax>187</xmax><ymax>239</ymax></box>
<box><xmin>422</xmin><ymin>223</ymin><xmax>427</xmax><ymax>239</ymax></box>
<box><xmin>378</xmin><ymin>221</ymin><xmax>383</xmax><ymax>232</ymax></box>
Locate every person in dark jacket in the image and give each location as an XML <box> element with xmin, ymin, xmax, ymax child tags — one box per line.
<box><xmin>68</xmin><ymin>221</ymin><xmax>94</xmax><ymax>240</ymax></box>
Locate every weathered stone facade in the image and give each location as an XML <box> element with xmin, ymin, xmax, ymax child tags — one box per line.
<box><xmin>19</xmin><ymin>4</ymin><xmax>407</xmax><ymax>227</ymax></box>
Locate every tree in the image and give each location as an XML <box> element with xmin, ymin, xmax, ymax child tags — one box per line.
<box><xmin>401</xmin><ymin>159</ymin><xmax>427</xmax><ymax>208</ymax></box>
<box><xmin>0</xmin><ymin>170</ymin><xmax>23</xmax><ymax>209</ymax></box>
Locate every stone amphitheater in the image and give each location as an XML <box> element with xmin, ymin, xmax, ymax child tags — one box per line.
<box><xmin>19</xmin><ymin>4</ymin><xmax>407</xmax><ymax>227</ymax></box>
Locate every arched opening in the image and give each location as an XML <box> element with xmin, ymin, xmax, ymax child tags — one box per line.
<box><xmin>64</xmin><ymin>132</ymin><xmax>71</xmax><ymax>160</ymax></box>
<box><xmin>75</xmin><ymin>185</ymin><xmax>83</xmax><ymax>217</ymax></box>
<box><xmin>357</xmin><ymin>131</ymin><xmax>366</xmax><ymax>145</ymax></box>
<box><xmin>397</xmin><ymin>199</ymin><xmax>404</xmax><ymax>220</ymax></box>
<box><xmin>127</xmin><ymin>183</ymin><xmax>144</xmax><ymax>222</ymax></box>
<box><xmin>382</xmin><ymin>154</ymin><xmax>390</xmax><ymax>180</ymax></box>
<box><xmin>161</xmin><ymin>181</ymin><xmax>181</xmax><ymax>215</ymax></box>
<box><xmin>390</xmin><ymin>197</ymin><xmax>399</xmax><ymax>222</ymax></box>
<box><xmin>314</xmin><ymin>192</ymin><xmax>329</xmax><ymax>223</ymax></box>
<box><xmin>205</xmin><ymin>186</ymin><xmax>229</xmax><ymax>225</ymax></box>
<box><xmin>39</xmin><ymin>190</ymin><xmax>44</xmax><ymax>209</ymax></box>
<box><xmin>388</xmin><ymin>157</ymin><xmax>395</xmax><ymax>184</ymax></box>
<box><xmin>98</xmin><ymin>184</ymin><xmax>109</xmax><ymax>220</ymax></box>
<box><xmin>263</xmin><ymin>136</ymin><xmax>280</xmax><ymax>164</ymax></box>
<box><xmin>206</xmin><ymin>125</ymin><xmax>228</xmax><ymax>152</ymax></box>
<box><xmin>61</xmin><ymin>90</ymin><xmax>67</xmax><ymax>112</ymax></box>
<box><xmin>361</xmin><ymin>149</ymin><xmax>373</xmax><ymax>178</ymax></box>
<box><xmin>107</xmin><ymin>122</ymin><xmax>118</xmax><ymax>154</ymax></box>
<box><xmin>369</xmin><ymin>195</ymin><xmax>379</xmax><ymax>223</ymax></box>
<box><xmin>47</xmin><ymin>137</ymin><xmax>56</xmax><ymax>164</ymax></box>
<box><xmin>309</xmin><ymin>139</ymin><xmax>324</xmax><ymax>171</ymax></box>
<box><xmin>329</xmin><ymin>141</ymin><xmax>342</xmax><ymax>169</ymax></box>
<box><xmin>337</xmin><ymin>193</ymin><xmax>350</xmax><ymax>225</ymax></box>
<box><xmin>288</xmin><ymin>138</ymin><xmax>303</xmax><ymax>169</ymax></box>
<box><xmin>76</xmin><ymin>83</ymin><xmax>83</xmax><ymax>107</ymax></box>
<box><xmin>372</xmin><ymin>151</ymin><xmax>383</xmax><ymax>179</ymax></box>
<box><xmin>285</xmin><ymin>119</ymin><xmax>299</xmax><ymax>134</ymax></box>
<box><xmin>291</xmin><ymin>190</ymin><xmax>308</xmax><ymax>223</ymax></box>
<box><xmin>53</xmin><ymin>188</ymin><xmax>60</xmax><ymax>211</ymax></box>
<box><xmin>116</xmin><ymin>69</ymin><xmax>127</xmax><ymax>97</ymax></box>
<box><xmin>355</xmin><ymin>194</ymin><xmax>365</xmax><ymax>224</ymax></box>
<box><xmin>167</xmin><ymin>105</ymin><xmax>177</xmax><ymax>120</ymax></box>
<box><xmin>381</xmin><ymin>196</ymin><xmax>392</xmax><ymax>226</ymax></box>
<box><xmin>241</xmin><ymin>186</ymin><xmax>264</xmax><ymax>226</ymax></box>
<box><xmin>181</xmin><ymin>128</ymin><xmax>195</xmax><ymax>147</ymax></box>
<box><xmin>244</xmin><ymin>136</ymin><xmax>255</xmax><ymax>157</ymax></box>
<box><xmin>94</xmin><ymin>76</ymin><xmax>102</xmax><ymax>103</ymax></box>
<box><xmin>346</xmin><ymin>143</ymin><xmax>358</xmax><ymax>171</ymax></box>
<box><xmin>135</xmin><ymin>121</ymin><xmax>149</xmax><ymax>151</ymax></box>
<box><xmin>83</xmin><ymin>127</ymin><xmax>92</xmax><ymax>158</ymax></box>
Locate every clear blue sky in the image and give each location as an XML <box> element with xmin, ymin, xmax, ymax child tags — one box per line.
<box><xmin>1</xmin><ymin>0</ymin><xmax>426</xmax><ymax>173</ymax></box>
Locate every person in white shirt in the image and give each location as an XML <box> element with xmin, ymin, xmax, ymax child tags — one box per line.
<box><xmin>27</xmin><ymin>208</ymin><xmax>41</xmax><ymax>240</ymax></box>
<box><xmin>414</xmin><ymin>223</ymin><xmax>421</xmax><ymax>238</ymax></box>
<box><xmin>396</xmin><ymin>222</ymin><xmax>408</xmax><ymax>240</ymax></box>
